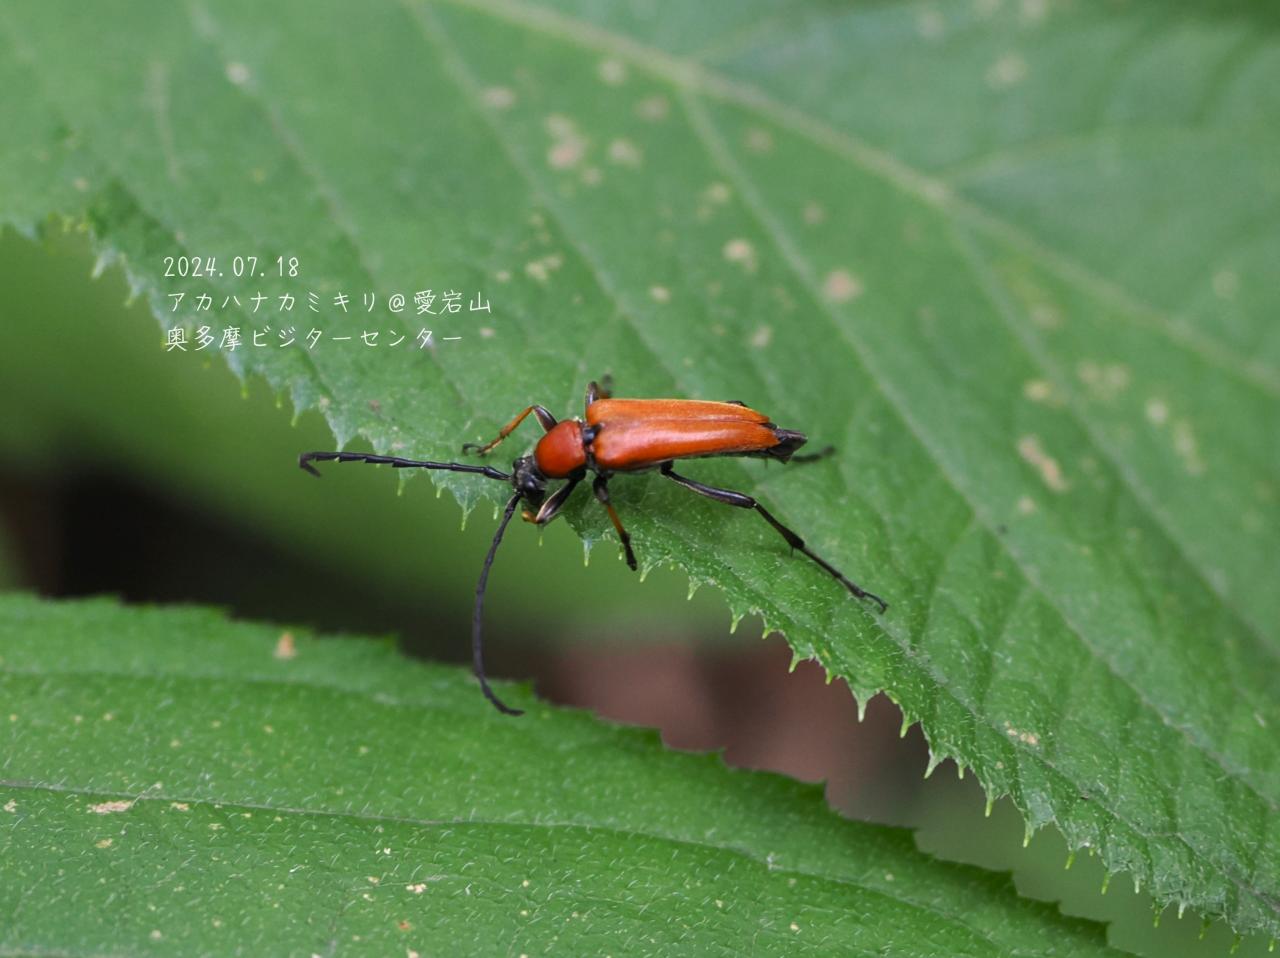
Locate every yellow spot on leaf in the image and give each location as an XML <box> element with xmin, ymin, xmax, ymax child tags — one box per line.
<box><xmin>822</xmin><ymin>269</ymin><xmax>863</xmax><ymax>304</ymax></box>
<box><xmin>89</xmin><ymin>800</ymin><xmax>133</xmax><ymax>815</ymax></box>
<box><xmin>916</xmin><ymin>8</ymin><xmax>944</xmax><ymax>38</ymax></box>
<box><xmin>1017</xmin><ymin>435</ymin><xmax>1069</xmax><ymax>492</ymax></box>
<box><xmin>608</xmin><ymin>138</ymin><xmax>642</xmax><ymax>167</ymax></box>
<box><xmin>482</xmin><ymin>87</ymin><xmax>515</xmax><ymax>110</ymax></box>
<box><xmin>597</xmin><ymin>59</ymin><xmax>626</xmax><ymax>85</ymax></box>
<box><xmin>636</xmin><ymin>95</ymin><xmax>668</xmax><ymax>121</ymax></box>
<box><xmin>986</xmin><ymin>53</ymin><xmax>1028</xmax><ymax>89</ymax></box>
<box><xmin>723</xmin><ymin>238</ymin><xmax>758</xmax><ymax>272</ymax></box>
<box><xmin>1022</xmin><ymin>379</ymin><xmax>1052</xmax><ymax>403</ymax></box>
<box><xmin>745</xmin><ymin>127</ymin><xmax>774</xmax><ymax>153</ymax></box>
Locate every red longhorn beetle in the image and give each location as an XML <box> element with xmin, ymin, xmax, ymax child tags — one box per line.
<box><xmin>300</xmin><ymin>376</ymin><xmax>886</xmax><ymax>715</ymax></box>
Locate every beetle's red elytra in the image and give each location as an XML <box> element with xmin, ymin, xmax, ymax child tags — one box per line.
<box><xmin>300</xmin><ymin>376</ymin><xmax>886</xmax><ymax>715</ymax></box>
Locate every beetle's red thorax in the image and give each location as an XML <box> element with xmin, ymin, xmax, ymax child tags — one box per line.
<box><xmin>533</xmin><ymin>420</ymin><xmax>587</xmax><ymax>478</ymax></box>
<box><xmin>587</xmin><ymin>398</ymin><xmax>785</xmax><ymax>471</ymax></box>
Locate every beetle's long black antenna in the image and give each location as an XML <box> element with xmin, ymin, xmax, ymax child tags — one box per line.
<box><xmin>474</xmin><ymin>493</ymin><xmax>525</xmax><ymax>716</ymax></box>
<box><xmin>300</xmin><ymin>451</ymin><xmax>510</xmax><ymax>482</ymax></box>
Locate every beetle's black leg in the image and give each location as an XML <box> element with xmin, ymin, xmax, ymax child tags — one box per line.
<box><xmin>463</xmin><ymin>405</ymin><xmax>557</xmax><ymax>456</ymax></box>
<box><xmin>299</xmin><ymin>451</ymin><xmax>510</xmax><ymax>482</ymax></box>
<box><xmin>789</xmin><ymin>444</ymin><xmax>836</xmax><ymax>464</ymax></box>
<box><xmin>723</xmin><ymin>400</ymin><xmax>748</xmax><ymax>407</ymax></box>
<box><xmin>529</xmin><ymin>476</ymin><xmax>581</xmax><ymax>525</ymax></box>
<box><xmin>593</xmin><ymin>475</ymin><xmax>637</xmax><ymax>571</ymax></box>
<box><xmin>474</xmin><ymin>492</ymin><xmax>525</xmax><ymax>716</ymax></box>
<box><xmin>585</xmin><ymin>374</ymin><xmax>614</xmax><ymax>410</ymax></box>
<box><xmin>660</xmin><ymin>463</ymin><xmax>886</xmax><ymax>612</ymax></box>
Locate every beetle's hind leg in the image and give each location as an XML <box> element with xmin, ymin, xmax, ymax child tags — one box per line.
<box><xmin>789</xmin><ymin>444</ymin><xmax>835</xmax><ymax>464</ymax></box>
<box><xmin>593</xmin><ymin>475</ymin><xmax>638</xmax><ymax>571</ymax></box>
<box><xmin>584</xmin><ymin>374</ymin><xmax>615</xmax><ymax>408</ymax></box>
<box><xmin>660</xmin><ymin>463</ymin><xmax>886</xmax><ymax>612</ymax></box>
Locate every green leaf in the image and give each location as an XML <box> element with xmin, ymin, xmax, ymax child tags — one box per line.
<box><xmin>0</xmin><ymin>227</ymin><xmax>729</xmax><ymax>641</ymax></box>
<box><xmin>2</xmin><ymin>0</ymin><xmax>1277</xmax><ymax>940</ymax></box>
<box><xmin>0</xmin><ymin>595</ymin><xmax>1126</xmax><ymax>956</ymax></box>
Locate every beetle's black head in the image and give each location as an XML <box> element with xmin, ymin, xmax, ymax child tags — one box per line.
<box><xmin>511</xmin><ymin>455</ymin><xmax>548</xmax><ymax>509</ymax></box>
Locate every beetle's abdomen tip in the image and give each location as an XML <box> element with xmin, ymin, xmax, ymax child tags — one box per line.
<box><xmin>771</xmin><ymin>429</ymin><xmax>807</xmax><ymax>461</ymax></box>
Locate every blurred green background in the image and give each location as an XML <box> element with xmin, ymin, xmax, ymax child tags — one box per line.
<box><xmin>0</xmin><ymin>225</ymin><xmax>1267</xmax><ymax>955</ymax></box>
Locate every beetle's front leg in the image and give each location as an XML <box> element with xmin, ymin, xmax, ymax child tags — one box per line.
<box><xmin>463</xmin><ymin>405</ymin><xmax>557</xmax><ymax>457</ymax></box>
<box><xmin>526</xmin><ymin>476</ymin><xmax>582</xmax><ymax>524</ymax></box>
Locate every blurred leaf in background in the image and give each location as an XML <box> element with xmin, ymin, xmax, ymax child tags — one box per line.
<box><xmin>1</xmin><ymin>0</ymin><xmax>1278</xmax><ymax>951</ymax></box>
